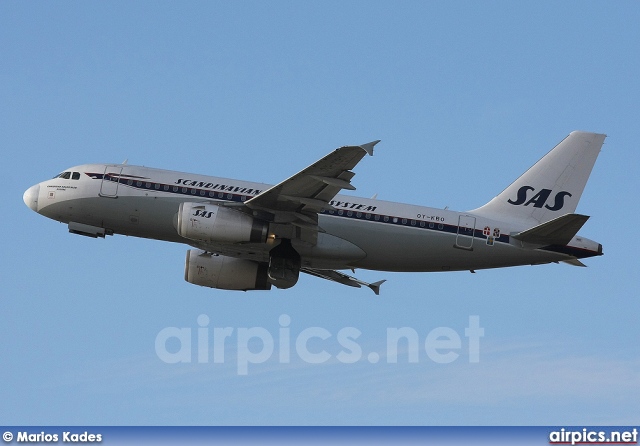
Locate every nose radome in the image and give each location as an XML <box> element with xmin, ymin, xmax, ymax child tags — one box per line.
<box><xmin>23</xmin><ymin>184</ymin><xmax>40</xmax><ymax>212</ymax></box>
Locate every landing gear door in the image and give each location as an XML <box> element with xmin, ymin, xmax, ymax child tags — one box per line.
<box><xmin>100</xmin><ymin>166</ymin><xmax>122</xmax><ymax>198</ymax></box>
<box><xmin>455</xmin><ymin>215</ymin><xmax>476</xmax><ymax>250</ymax></box>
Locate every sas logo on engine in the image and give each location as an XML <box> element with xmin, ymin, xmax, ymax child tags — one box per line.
<box><xmin>193</xmin><ymin>210</ymin><xmax>214</xmax><ymax>218</ymax></box>
<box><xmin>507</xmin><ymin>186</ymin><xmax>572</xmax><ymax>211</ymax></box>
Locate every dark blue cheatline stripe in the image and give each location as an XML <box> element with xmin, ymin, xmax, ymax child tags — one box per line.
<box><xmin>90</xmin><ymin>173</ymin><xmax>257</xmax><ymax>203</ymax></box>
<box><xmin>90</xmin><ymin>172</ymin><xmax>513</xmax><ymax>244</ymax></box>
<box><xmin>318</xmin><ymin>208</ymin><xmax>511</xmax><ymax>244</ymax></box>
<box><xmin>89</xmin><ymin>172</ymin><xmax>601</xmax><ymax>257</ymax></box>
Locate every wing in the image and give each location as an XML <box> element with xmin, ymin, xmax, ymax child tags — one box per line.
<box><xmin>301</xmin><ymin>268</ymin><xmax>386</xmax><ymax>295</ymax></box>
<box><xmin>244</xmin><ymin>141</ymin><xmax>379</xmax><ymax>243</ymax></box>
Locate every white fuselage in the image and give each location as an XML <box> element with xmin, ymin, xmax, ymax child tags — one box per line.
<box><xmin>23</xmin><ymin>163</ymin><xmax>602</xmax><ymax>273</ymax></box>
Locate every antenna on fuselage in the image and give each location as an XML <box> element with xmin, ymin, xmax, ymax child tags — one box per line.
<box><xmin>122</xmin><ymin>159</ymin><xmax>128</xmax><ymax>165</ymax></box>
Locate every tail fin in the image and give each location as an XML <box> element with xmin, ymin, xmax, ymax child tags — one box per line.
<box><xmin>471</xmin><ymin>131</ymin><xmax>606</xmax><ymax>225</ymax></box>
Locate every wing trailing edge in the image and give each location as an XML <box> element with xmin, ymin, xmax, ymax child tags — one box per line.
<box><xmin>244</xmin><ymin>140</ymin><xmax>379</xmax><ymax>244</ymax></box>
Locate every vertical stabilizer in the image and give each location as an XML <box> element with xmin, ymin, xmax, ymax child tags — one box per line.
<box><xmin>470</xmin><ymin>131</ymin><xmax>606</xmax><ymax>225</ymax></box>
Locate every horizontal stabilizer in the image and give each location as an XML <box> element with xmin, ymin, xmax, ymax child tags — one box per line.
<box><xmin>511</xmin><ymin>213</ymin><xmax>590</xmax><ymax>246</ymax></box>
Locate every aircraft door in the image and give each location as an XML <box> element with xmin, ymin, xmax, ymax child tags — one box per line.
<box><xmin>100</xmin><ymin>166</ymin><xmax>122</xmax><ymax>197</ymax></box>
<box><xmin>455</xmin><ymin>215</ymin><xmax>476</xmax><ymax>249</ymax></box>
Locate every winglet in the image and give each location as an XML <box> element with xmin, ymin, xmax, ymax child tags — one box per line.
<box><xmin>562</xmin><ymin>258</ymin><xmax>588</xmax><ymax>267</ymax></box>
<box><xmin>359</xmin><ymin>140</ymin><xmax>380</xmax><ymax>156</ymax></box>
<box><xmin>368</xmin><ymin>279</ymin><xmax>386</xmax><ymax>296</ymax></box>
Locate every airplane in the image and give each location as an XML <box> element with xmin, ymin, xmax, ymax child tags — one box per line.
<box><xmin>23</xmin><ymin>131</ymin><xmax>605</xmax><ymax>294</ymax></box>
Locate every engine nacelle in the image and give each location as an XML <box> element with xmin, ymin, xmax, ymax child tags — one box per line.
<box><xmin>184</xmin><ymin>250</ymin><xmax>271</xmax><ymax>291</ymax></box>
<box><xmin>176</xmin><ymin>202</ymin><xmax>268</xmax><ymax>244</ymax></box>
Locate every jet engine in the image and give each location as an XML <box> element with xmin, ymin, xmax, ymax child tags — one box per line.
<box><xmin>176</xmin><ymin>202</ymin><xmax>268</xmax><ymax>244</ymax></box>
<box><xmin>184</xmin><ymin>250</ymin><xmax>271</xmax><ymax>291</ymax></box>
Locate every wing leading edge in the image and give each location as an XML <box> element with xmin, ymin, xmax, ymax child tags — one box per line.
<box><xmin>244</xmin><ymin>141</ymin><xmax>380</xmax><ymax>239</ymax></box>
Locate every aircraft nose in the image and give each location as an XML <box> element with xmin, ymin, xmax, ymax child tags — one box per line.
<box><xmin>23</xmin><ymin>184</ymin><xmax>40</xmax><ymax>212</ymax></box>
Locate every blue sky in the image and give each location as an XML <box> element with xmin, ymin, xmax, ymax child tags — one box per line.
<box><xmin>1</xmin><ymin>2</ymin><xmax>639</xmax><ymax>425</ymax></box>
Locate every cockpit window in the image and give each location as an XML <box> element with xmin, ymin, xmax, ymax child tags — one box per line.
<box><xmin>52</xmin><ymin>171</ymin><xmax>79</xmax><ymax>179</ymax></box>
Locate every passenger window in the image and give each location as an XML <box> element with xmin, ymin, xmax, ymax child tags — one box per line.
<box><xmin>72</xmin><ymin>172</ymin><xmax>80</xmax><ymax>180</ymax></box>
